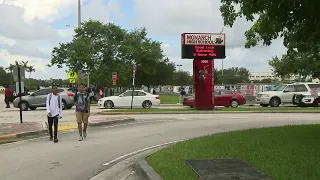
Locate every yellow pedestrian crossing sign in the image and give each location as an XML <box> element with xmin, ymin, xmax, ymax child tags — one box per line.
<box><xmin>67</xmin><ymin>70</ymin><xmax>78</xmax><ymax>79</ymax></box>
<box><xmin>70</xmin><ymin>79</ymin><xmax>76</xmax><ymax>84</ymax></box>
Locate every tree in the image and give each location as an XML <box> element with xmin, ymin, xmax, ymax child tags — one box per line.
<box><xmin>220</xmin><ymin>0</ymin><xmax>320</xmax><ymax>54</ymax></box>
<box><xmin>50</xmin><ymin>20</ymin><xmax>166</xmax><ymax>87</ymax></box>
<box><xmin>0</xmin><ymin>66</ymin><xmax>11</xmax><ymax>86</ymax></box>
<box><xmin>172</xmin><ymin>71</ymin><xmax>192</xmax><ymax>86</ymax></box>
<box><xmin>26</xmin><ymin>66</ymin><xmax>35</xmax><ymax>88</ymax></box>
<box><xmin>214</xmin><ymin>67</ymin><xmax>250</xmax><ymax>84</ymax></box>
<box><xmin>5</xmin><ymin>63</ymin><xmax>15</xmax><ymax>85</ymax></box>
<box><xmin>269</xmin><ymin>52</ymin><xmax>320</xmax><ymax>79</ymax></box>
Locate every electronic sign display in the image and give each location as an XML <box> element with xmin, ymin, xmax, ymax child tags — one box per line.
<box><xmin>181</xmin><ymin>33</ymin><xmax>226</xmax><ymax>59</ymax></box>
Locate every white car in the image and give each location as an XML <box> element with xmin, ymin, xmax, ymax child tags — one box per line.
<box><xmin>256</xmin><ymin>83</ymin><xmax>320</xmax><ymax>107</ymax></box>
<box><xmin>98</xmin><ymin>90</ymin><xmax>160</xmax><ymax>109</ymax></box>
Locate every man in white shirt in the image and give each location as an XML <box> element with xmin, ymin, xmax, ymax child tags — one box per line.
<box><xmin>46</xmin><ymin>85</ymin><xmax>62</xmax><ymax>143</ymax></box>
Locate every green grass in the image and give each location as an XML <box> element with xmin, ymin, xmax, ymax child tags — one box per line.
<box><xmin>147</xmin><ymin>125</ymin><xmax>320</xmax><ymax>180</ymax></box>
<box><xmin>159</xmin><ymin>94</ymin><xmax>179</xmax><ymax>104</ymax></box>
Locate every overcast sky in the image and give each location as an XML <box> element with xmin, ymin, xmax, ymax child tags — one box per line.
<box><xmin>0</xmin><ymin>0</ymin><xmax>287</xmax><ymax>79</ymax></box>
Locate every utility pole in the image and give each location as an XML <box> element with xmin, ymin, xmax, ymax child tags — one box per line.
<box><xmin>77</xmin><ymin>0</ymin><xmax>81</xmax><ymax>87</ymax></box>
<box><xmin>220</xmin><ymin>27</ymin><xmax>224</xmax><ymax>86</ymax></box>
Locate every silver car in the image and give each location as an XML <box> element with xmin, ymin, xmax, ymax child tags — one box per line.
<box><xmin>13</xmin><ymin>88</ymin><xmax>75</xmax><ymax>111</ymax></box>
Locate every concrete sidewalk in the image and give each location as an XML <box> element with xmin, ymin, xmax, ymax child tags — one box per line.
<box><xmin>0</xmin><ymin>115</ymin><xmax>135</xmax><ymax>142</ymax></box>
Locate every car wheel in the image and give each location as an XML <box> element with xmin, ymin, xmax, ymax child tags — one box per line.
<box><xmin>30</xmin><ymin>107</ymin><xmax>37</xmax><ymax>110</ymax></box>
<box><xmin>190</xmin><ymin>106</ymin><xmax>193</xmax><ymax>108</ymax></box>
<box><xmin>142</xmin><ymin>100</ymin><xmax>152</xmax><ymax>108</ymax></box>
<box><xmin>104</xmin><ymin>100</ymin><xmax>114</xmax><ymax>109</ymax></box>
<box><xmin>62</xmin><ymin>100</ymin><xmax>67</xmax><ymax>110</ymax></box>
<box><xmin>20</xmin><ymin>101</ymin><xmax>29</xmax><ymax>111</ymax></box>
<box><xmin>260</xmin><ymin>104</ymin><xmax>268</xmax><ymax>107</ymax></box>
<box><xmin>230</xmin><ymin>99</ymin><xmax>239</xmax><ymax>108</ymax></box>
<box><xmin>269</xmin><ymin>97</ymin><xmax>280</xmax><ymax>107</ymax></box>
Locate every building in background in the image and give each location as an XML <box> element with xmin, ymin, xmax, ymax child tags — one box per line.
<box><xmin>249</xmin><ymin>72</ymin><xmax>299</xmax><ymax>82</ymax></box>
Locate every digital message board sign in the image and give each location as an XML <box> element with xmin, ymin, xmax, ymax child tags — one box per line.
<box><xmin>181</xmin><ymin>33</ymin><xmax>226</xmax><ymax>59</ymax></box>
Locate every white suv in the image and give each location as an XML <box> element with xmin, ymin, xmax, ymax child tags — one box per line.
<box><xmin>255</xmin><ymin>83</ymin><xmax>319</xmax><ymax>107</ymax></box>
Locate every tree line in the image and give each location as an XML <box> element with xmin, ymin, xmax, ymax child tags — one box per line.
<box><xmin>220</xmin><ymin>0</ymin><xmax>320</xmax><ymax>79</ymax></box>
<box><xmin>0</xmin><ymin>61</ymin><xmax>35</xmax><ymax>88</ymax></box>
<box><xmin>48</xmin><ymin>20</ymin><xmax>255</xmax><ymax>88</ymax></box>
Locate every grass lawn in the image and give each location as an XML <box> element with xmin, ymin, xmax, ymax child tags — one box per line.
<box><xmin>147</xmin><ymin>125</ymin><xmax>320</xmax><ymax>180</ymax></box>
<box><xmin>159</xmin><ymin>94</ymin><xmax>179</xmax><ymax>104</ymax></box>
<box><xmin>100</xmin><ymin>107</ymin><xmax>320</xmax><ymax>113</ymax></box>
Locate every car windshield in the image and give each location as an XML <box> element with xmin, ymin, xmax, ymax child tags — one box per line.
<box><xmin>273</xmin><ymin>84</ymin><xmax>286</xmax><ymax>91</ymax></box>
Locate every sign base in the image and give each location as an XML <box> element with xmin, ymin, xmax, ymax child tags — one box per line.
<box><xmin>193</xmin><ymin>59</ymin><xmax>214</xmax><ymax>109</ymax></box>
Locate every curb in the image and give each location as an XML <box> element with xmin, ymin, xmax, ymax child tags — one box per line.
<box><xmin>0</xmin><ymin>122</ymin><xmax>48</xmax><ymax>141</ymax></box>
<box><xmin>88</xmin><ymin>118</ymin><xmax>135</xmax><ymax>127</ymax></box>
<box><xmin>134</xmin><ymin>159</ymin><xmax>163</xmax><ymax>180</ymax></box>
<box><xmin>98</xmin><ymin>110</ymin><xmax>320</xmax><ymax>115</ymax></box>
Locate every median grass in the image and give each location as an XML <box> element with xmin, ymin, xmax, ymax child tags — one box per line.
<box><xmin>100</xmin><ymin>107</ymin><xmax>320</xmax><ymax>114</ymax></box>
<box><xmin>147</xmin><ymin>125</ymin><xmax>320</xmax><ymax>180</ymax></box>
<box><xmin>159</xmin><ymin>94</ymin><xmax>179</xmax><ymax>104</ymax></box>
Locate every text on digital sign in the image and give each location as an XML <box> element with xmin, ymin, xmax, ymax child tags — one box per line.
<box><xmin>193</xmin><ymin>46</ymin><xmax>216</xmax><ymax>57</ymax></box>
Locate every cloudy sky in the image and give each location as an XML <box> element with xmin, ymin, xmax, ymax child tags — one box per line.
<box><xmin>0</xmin><ymin>0</ymin><xmax>287</xmax><ymax>79</ymax></box>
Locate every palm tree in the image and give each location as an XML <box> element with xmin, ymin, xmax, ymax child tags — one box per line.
<box><xmin>5</xmin><ymin>64</ymin><xmax>15</xmax><ymax>85</ymax></box>
<box><xmin>21</xmin><ymin>61</ymin><xmax>29</xmax><ymax>68</ymax></box>
<box><xmin>26</xmin><ymin>66</ymin><xmax>35</xmax><ymax>88</ymax></box>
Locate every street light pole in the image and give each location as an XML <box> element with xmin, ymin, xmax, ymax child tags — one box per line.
<box><xmin>78</xmin><ymin>0</ymin><xmax>81</xmax><ymax>28</ymax></box>
<box><xmin>220</xmin><ymin>27</ymin><xmax>224</xmax><ymax>86</ymax></box>
<box><xmin>77</xmin><ymin>0</ymin><xmax>81</xmax><ymax>87</ymax></box>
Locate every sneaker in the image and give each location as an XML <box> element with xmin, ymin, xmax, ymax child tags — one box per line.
<box><xmin>49</xmin><ymin>137</ymin><xmax>53</xmax><ymax>141</ymax></box>
<box><xmin>53</xmin><ymin>139</ymin><xmax>59</xmax><ymax>143</ymax></box>
<box><xmin>79</xmin><ymin>136</ymin><xmax>83</xmax><ymax>141</ymax></box>
<box><xmin>83</xmin><ymin>131</ymin><xmax>87</xmax><ymax>138</ymax></box>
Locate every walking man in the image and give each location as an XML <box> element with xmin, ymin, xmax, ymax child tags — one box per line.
<box><xmin>46</xmin><ymin>84</ymin><xmax>62</xmax><ymax>143</ymax></box>
<box><xmin>74</xmin><ymin>83</ymin><xmax>90</xmax><ymax>141</ymax></box>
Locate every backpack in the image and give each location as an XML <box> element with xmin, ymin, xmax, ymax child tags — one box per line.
<box><xmin>74</xmin><ymin>92</ymin><xmax>89</xmax><ymax>111</ymax></box>
<box><xmin>74</xmin><ymin>92</ymin><xmax>89</xmax><ymax>104</ymax></box>
<box><xmin>49</xmin><ymin>93</ymin><xmax>61</xmax><ymax>108</ymax></box>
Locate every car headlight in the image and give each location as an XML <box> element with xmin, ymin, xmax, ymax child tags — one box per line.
<box><xmin>260</xmin><ymin>94</ymin><xmax>269</xmax><ymax>98</ymax></box>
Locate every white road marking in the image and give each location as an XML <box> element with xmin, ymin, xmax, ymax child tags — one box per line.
<box><xmin>102</xmin><ymin>139</ymin><xmax>187</xmax><ymax>166</ymax></box>
<box><xmin>124</xmin><ymin>171</ymin><xmax>135</xmax><ymax>180</ymax></box>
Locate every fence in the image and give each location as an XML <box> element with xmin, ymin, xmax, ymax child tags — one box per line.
<box><xmin>110</xmin><ymin>83</ymin><xmax>279</xmax><ymax>102</ymax></box>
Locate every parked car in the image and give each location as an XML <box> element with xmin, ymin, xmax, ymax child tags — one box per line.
<box><xmin>293</xmin><ymin>84</ymin><xmax>320</xmax><ymax>106</ymax></box>
<box><xmin>13</xmin><ymin>88</ymin><xmax>75</xmax><ymax>111</ymax></box>
<box><xmin>98</xmin><ymin>90</ymin><xmax>160</xmax><ymax>109</ymax></box>
<box><xmin>9</xmin><ymin>85</ymin><xmax>30</xmax><ymax>99</ymax></box>
<box><xmin>183</xmin><ymin>89</ymin><xmax>246</xmax><ymax>108</ymax></box>
<box><xmin>256</xmin><ymin>82</ymin><xmax>319</xmax><ymax>107</ymax></box>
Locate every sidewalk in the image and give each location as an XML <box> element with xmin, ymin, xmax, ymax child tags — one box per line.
<box><xmin>0</xmin><ymin>121</ymin><xmax>47</xmax><ymax>141</ymax></box>
<box><xmin>0</xmin><ymin>115</ymin><xmax>135</xmax><ymax>142</ymax></box>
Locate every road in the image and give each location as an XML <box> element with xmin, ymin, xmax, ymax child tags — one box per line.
<box><xmin>0</xmin><ymin>113</ymin><xmax>320</xmax><ymax>180</ymax></box>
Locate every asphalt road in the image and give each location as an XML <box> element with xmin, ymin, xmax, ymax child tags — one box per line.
<box><xmin>1</xmin><ymin>113</ymin><xmax>320</xmax><ymax>180</ymax></box>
